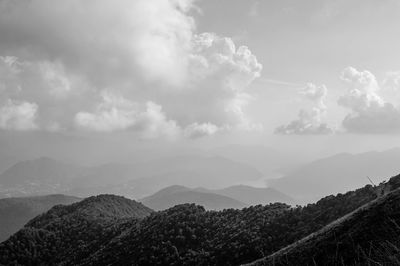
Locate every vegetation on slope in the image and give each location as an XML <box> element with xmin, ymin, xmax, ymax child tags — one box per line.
<box><xmin>0</xmin><ymin>195</ymin><xmax>152</xmax><ymax>265</ymax></box>
<box><xmin>0</xmin><ymin>194</ymin><xmax>80</xmax><ymax>242</ymax></box>
<box><xmin>0</xmin><ymin>174</ymin><xmax>399</xmax><ymax>265</ymax></box>
<box><xmin>247</xmin><ymin>187</ymin><xmax>400</xmax><ymax>266</ymax></box>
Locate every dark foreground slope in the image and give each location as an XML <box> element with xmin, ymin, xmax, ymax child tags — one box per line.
<box><xmin>85</xmin><ymin>173</ymin><xmax>400</xmax><ymax>266</ymax></box>
<box><xmin>1</xmin><ymin>174</ymin><xmax>400</xmax><ymax>265</ymax></box>
<box><xmin>77</xmin><ymin>179</ymin><xmax>392</xmax><ymax>266</ymax></box>
<box><xmin>81</xmin><ymin>203</ymin><xmax>290</xmax><ymax>266</ymax></box>
<box><xmin>246</xmin><ymin>187</ymin><xmax>400</xmax><ymax>266</ymax></box>
<box><xmin>0</xmin><ymin>194</ymin><xmax>80</xmax><ymax>242</ymax></box>
<box><xmin>0</xmin><ymin>195</ymin><xmax>153</xmax><ymax>265</ymax></box>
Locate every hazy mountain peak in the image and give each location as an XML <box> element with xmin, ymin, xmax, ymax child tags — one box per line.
<box><xmin>270</xmin><ymin>148</ymin><xmax>400</xmax><ymax>203</ymax></box>
<box><xmin>142</xmin><ymin>187</ymin><xmax>247</xmax><ymax>211</ymax></box>
<box><xmin>0</xmin><ymin>157</ymin><xmax>87</xmax><ymax>197</ymax></box>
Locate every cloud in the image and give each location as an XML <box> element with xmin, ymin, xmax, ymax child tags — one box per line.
<box><xmin>0</xmin><ymin>0</ymin><xmax>197</xmax><ymax>88</ymax></box>
<box><xmin>383</xmin><ymin>71</ymin><xmax>400</xmax><ymax>93</ymax></box>
<box><xmin>184</xmin><ymin>122</ymin><xmax>219</xmax><ymax>139</ymax></box>
<box><xmin>74</xmin><ymin>91</ymin><xmax>140</xmax><ymax>132</ymax></box>
<box><xmin>300</xmin><ymin>82</ymin><xmax>328</xmax><ymax>109</ymax></box>
<box><xmin>176</xmin><ymin>32</ymin><xmax>262</xmax><ymax>129</ymax></box>
<box><xmin>0</xmin><ymin>55</ymin><xmax>92</xmax><ymax>130</ymax></box>
<box><xmin>0</xmin><ymin>99</ymin><xmax>38</xmax><ymax>130</ymax></box>
<box><xmin>0</xmin><ymin>0</ymin><xmax>262</xmax><ymax>138</ymax></box>
<box><xmin>275</xmin><ymin>83</ymin><xmax>333</xmax><ymax>135</ymax></box>
<box><xmin>134</xmin><ymin>102</ymin><xmax>181</xmax><ymax>139</ymax></box>
<box><xmin>75</xmin><ymin>91</ymin><xmax>180</xmax><ymax>139</ymax></box>
<box><xmin>0</xmin><ymin>56</ymin><xmax>80</xmax><ymax>98</ymax></box>
<box><xmin>338</xmin><ymin>67</ymin><xmax>400</xmax><ymax>134</ymax></box>
<box><xmin>338</xmin><ymin>67</ymin><xmax>383</xmax><ymax>112</ymax></box>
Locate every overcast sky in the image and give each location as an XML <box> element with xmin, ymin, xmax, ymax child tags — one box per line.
<box><xmin>1</xmin><ymin>0</ymin><xmax>400</xmax><ymax>164</ymax></box>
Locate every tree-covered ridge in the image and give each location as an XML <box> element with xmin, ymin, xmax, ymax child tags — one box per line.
<box><xmin>83</xmin><ymin>203</ymin><xmax>290</xmax><ymax>266</ymax></box>
<box><xmin>84</xmin><ymin>181</ymin><xmax>383</xmax><ymax>266</ymax></box>
<box><xmin>27</xmin><ymin>194</ymin><xmax>153</xmax><ymax>228</ymax></box>
<box><xmin>247</xmin><ymin>186</ymin><xmax>400</xmax><ymax>266</ymax></box>
<box><xmin>0</xmin><ymin>195</ymin><xmax>153</xmax><ymax>265</ymax></box>
<box><xmin>1</xmin><ymin>174</ymin><xmax>399</xmax><ymax>265</ymax></box>
<box><xmin>0</xmin><ymin>194</ymin><xmax>80</xmax><ymax>242</ymax></box>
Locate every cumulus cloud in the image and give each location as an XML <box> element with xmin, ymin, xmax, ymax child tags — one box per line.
<box><xmin>183</xmin><ymin>122</ymin><xmax>219</xmax><ymax>139</ymax></box>
<box><xmin>383</xmin><ymin>71</ymin><xmax>400</xmax><ymax>89</ymax></box>
<box><xmin>74</xmin><ymin>91</ymin><xmax>140</xmax><ymax>132</ymax></box>
<box><xmin>0</xmin><ymin>0</ymin><xmax>196</xmax><ymax>87</ymax></box>
<box><xmin>275</xmin><ymin>83</ymin><xmax>333</xmax><ymax>135</ymax></box>
<box><xmin>75</xmin><ymin>91</ymin><xmax>180</xmax><ymax>139</ymax></box>
<box><xmin>0</xmin><ymin>55</ymin><xmax>92</xmax><ymax>131</ymax></box>
<box><xmin>338</xmin><ymin>67</ymin><xmax>400</xmax><ymax>134</ymax></box>
<box><xmin>0</xmin><ymin>99</ymin><xmax>38</xmax><ymax>130</ymax></box>
<box><xmin>0</xmin><ymin>0</ymin><xmax>262</xmax><ymax>138</ymax></box>
<box><xmin>175</xmin><ymin>32</ymin><xmax>262</xmax><ymax>130</ymax></box>
<box><xmin>338</xmin><ymin>67</ymin><xmax>383</xmax><ymax>111</ymax></box>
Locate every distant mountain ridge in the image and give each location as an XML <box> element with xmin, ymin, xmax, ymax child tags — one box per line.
<box><xmin>141</xmin><ymin>184</ymin><xmax>295</xmax><ymax>211</ymax></box>
<box><xmin>0</xmin><ymin>157</ymin><xmax>87</xmax><ymax>197</ymax></box>
<box><xmin>210</xmin><ymin>144</ymin><xmax>302</xmax><ymax>176</ymax></box>
<box><xmin>269</xmin><ymin>148</ymin><xmax>400</xmax><ymax>202</ymax></box>
<box><xmin>141</xmin><ymin>185</ymin><xmax>247</xmax><ymax>210</ymax></box>
<box><xmin>197</xmin><ymin>185</ymin><xmax>295</xmax><ymax>206</ymax></box>
<box><xmin>0</xmin><ymin>155</ymin><xmax>263</xmax><ymax>199</ymax></box>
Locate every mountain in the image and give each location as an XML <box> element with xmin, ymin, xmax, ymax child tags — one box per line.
<box><xmin>0</xmin><ymin>194</ymin><xmax>80</xmax><ymax>242</ymax></box>
<box><xmin>141</xmin><ymin>184</ymin><xmax>295</xmax><ymax>211</ymax></box>
<box><xmin>2</xmin><ymin>173</ymin><xmax>400</xmax><ymax>265</ymax></box>
<box><xmin>0</xmin><ymin>194</ymin><xmax>153</xmax><ymax>265</ymax></box>
<box><xmin>210</xmin><ymin>144</ymin><xmax>301</xmax><ymax>177</ymax></box>
<box><xmin>269</xmin><ymin>148</ymin><xmax>400</xmax><ymax>203</ymax></box>
<box><xmin>0</xmin><ymin>155</ymin><xmax>19</xmax><ymax>176</ymax></box>
<box><xmin>68</xmin><ymin>155</ymin><xmax>263</xmax><ymax>199</ymax></box>
<box><xmin>0</xmin><ymin>154</ymin><xmax>263</xmax><ymax>199</ymax></box>
<box><xmin>198</xmin><ymin>185</ymin><xmax>296</xmax><ymax>206</ymax></box>
<box><xmin>141</xmin><ymin>185</ymin><xmax>247</xmax><ymax>210</ymax></box>
<box><xmin>0</xmin><ymin>157</ymin><xmax>86</xmax><ymax>198</ymax></box>
<box><xmin>79</xmin><ymin>203</ymin><xmax>290</xmax><ymax>266</ymax></box>
<box><xmin>246</xmin><ymin>186</ymin><xmax>400</xmax><ymax>266</ymax></box>
<box><xmin>68</xmin><ymin>163</ymin><xmax>138</xmax><ymax>188</ymax></box>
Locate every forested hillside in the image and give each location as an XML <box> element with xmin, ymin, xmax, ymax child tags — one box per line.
<box><xmin>0</xmin><ymin>195</ymin><xmax>153</xmax><ymax>265</ymax></box>
<box><xmin>247</xmin><ymin>187</ymin><xmax>400</xmax><ymax>266</ymax></box>
<box><xmin>1</xmin><ymin>174</ymin><xmax>399</xmax><ymax>265</ymax></box>
<box><xmin>0</xmin><ymin>194</ymin><xmax>80</xmax><ymax>242</ymax></box>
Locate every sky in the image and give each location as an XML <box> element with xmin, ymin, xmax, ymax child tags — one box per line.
<box><xmin>1</xmin><ymin>0</ymin><xmax>400</xmax><ymax>164</ymax></box>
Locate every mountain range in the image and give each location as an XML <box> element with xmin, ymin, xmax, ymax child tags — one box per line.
<box><xmin>141</xmin><ymin>185</ymin><xmax>295</xmax><ymax>211</ymax></box>
<box><xmin>2</xmin><ymin>147</ymin><xmax>400</xmax><ymax>204</ymax></box>
<box><xmin>197</xmin><ymin>185</ymin><xmax>296</xmax><ymax>206</ymax></box>
<box><xmin>141</xmin><ymin>185</ymin><xmax>247</xmax><ymax>211</ymax></box>
<box><xmin>0</xmin><ymin>157</ymin><xmax>86</xmax><ymax>198</ymax></box>
<box><xmin>2</xmin><ymin>172</ymin><xmax>400</xmax><ymax>265</ymax></box>
<box><xmin>269</xmin><ymin>148</ymin><xmax>400</xmax><ymax>202</ymax></box>
<box><xmin>209</xmin><ymin>144</ymin><xmax>302</xmax><ymax>176</ymax></box>
<box><xmin>0</xmin><ymin>154</ymin><xmax>263</xmax><ymax>199</ymax></box>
